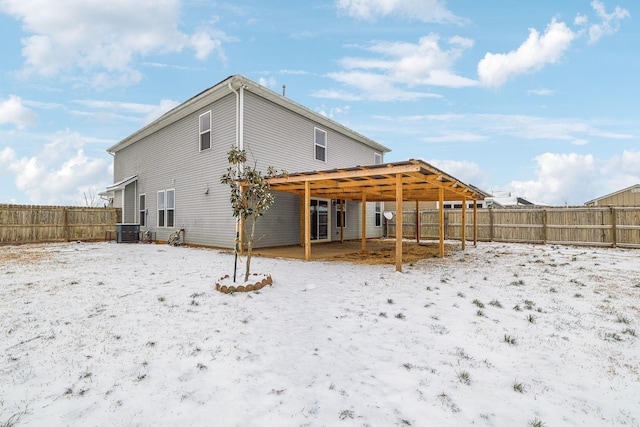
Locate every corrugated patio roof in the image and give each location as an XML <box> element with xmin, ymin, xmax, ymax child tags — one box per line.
<box><xmin>267</xmin><ymin>159</ymin><xmax>485</xmax><ymax>202</ymax></box>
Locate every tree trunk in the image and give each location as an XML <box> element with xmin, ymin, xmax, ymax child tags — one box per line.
<box><xmin>245</xmin><ymin>215</ymin><xmax>257</xmax><ymax>282</ymax></box>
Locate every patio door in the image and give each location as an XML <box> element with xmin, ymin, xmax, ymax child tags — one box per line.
<box><xmin>310</xmin><ymin>199</ymin><xmax>329</xmax><ymax>241</ymax></box>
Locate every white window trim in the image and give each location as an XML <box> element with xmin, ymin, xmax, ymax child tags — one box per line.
<box><xmin>199</xmin><ymin>111</ymin><xmax>211</xmax><ymax>151</ymax></box>
<box><xmin>336</xmin><ymin>199</ymin><xmax>347</xmax><ymax>228</ymax></box>
<box><xmin>310</xmin><ymin>197</ymin><xmax>331</xmax><ymax>242</ymax></box>
<box><xmin>157</xmin><ymin>190</ymin><xmax>165</xmax><ymax>227</ymax></box>
<box><xmin>374</xmin><ymin>202</ymin><xmax>382</xmax><ymax>227</ymax></box>
<box><xmin>166</xmin><ymin>188</ymin><xmax>175</xmax><ymax>228</ymax></box>
<box><xmin>374</xmin><ymin>152</ymin><xmax>382</xmax><ymax>165</ymax></box>
<box><xmin>157</xmin><ymin>189</ymin><xmax>176</xmax><ymax>228</ymax></box>
<box><xmin>314</xmin><ymin>127</ymin><xmax>327</xmax><ymax>162</ymax></box>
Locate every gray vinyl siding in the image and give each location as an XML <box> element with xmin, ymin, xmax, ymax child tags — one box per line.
<box><xmin>243</xmin><ymin>92</ymin><xmax>378</xmax><ymax>172</ymax></box>
<box><xmin>243</xmin><ymin>92</ymin><xmax>383</xmax><ymax>246</ymax></box>
<box><xmin>251</xmin><ymin>192</ymin><xmax>300</xmax><ymax>247</ymax></box>
<box><xmin>329</xmin><ymin>201</ymin><xmax>384</xmax><ymax>241</ymax></box>
<box><xmin>112</xmin><ymin>93</ymin><xmax>238</xmax><ymax>247</ymax></box>
<box><xmin>123</xmin><ymin>182</ymin><xmax>136</xmax><ymax>223</ymax></box>
<box><xmin>365</xmin><ymin>202</ymin><xmax>384</xmax><ymax>237</ymax></box>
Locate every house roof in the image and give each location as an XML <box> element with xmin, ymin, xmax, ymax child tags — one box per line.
<box><xmin>105</xmin><ymin>175</ymin><xmax>138</xmax><ymax>191</ymax></box>
<box><xmin>584</xmin><ymin>184</ymin><xmax>640</xmax><ymax>205</ymax></box>
<box><xmin>267</xmin><ymin>159</ymin><xmax>486</xmax><ymax>202</ymax></box>
<box><xmin>107</xmin><ymin>75</ymin><xmax>391</xmax><ymax>155</ymax></box>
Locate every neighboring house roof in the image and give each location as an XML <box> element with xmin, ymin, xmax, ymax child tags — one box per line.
<box><xmin>486</xmin><ymin>196</ymin><xmax>536</xmax><ymax>207</ymax></box>
<box><xmin>584</xmin><ymin>184</ymin><xmax>640</xmax><ymax>206</ymax></box>
<box><xmin>107</xmin><ymin>75</ymin><xmax>391</xmax><ymax>155</ymax></box>
<box><xmin>468</xmin><ymin>184</ymin><xmax>492</xmax><ymax>199</ymax></box>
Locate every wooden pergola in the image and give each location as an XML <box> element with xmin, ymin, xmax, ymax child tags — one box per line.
<box><xmin>266</xmin><ymin>159</ymin><xmax>485</xmax><ymax>272</ymax></box>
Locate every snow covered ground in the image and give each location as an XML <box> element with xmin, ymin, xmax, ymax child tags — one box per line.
<box><xmin>1</xmin><ymin>241</ymin><xmax>639</xmax><ymax>426</ymax></box>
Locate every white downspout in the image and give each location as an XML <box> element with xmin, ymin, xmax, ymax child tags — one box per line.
<box><xmin>121</xmin><ymin>189</ymin><xmax>125</xmax><ymax>222</ymax></box>
<box><xmin>134</xmin><ymin>180</ymin><xmax>137</xmax><ymax>224</ymax></box>
<box><xmin>228</xmin><ymin>80</ymin><xmax>243</xmax><ymax>278</ymax></box>
<box><xmin>239</xmin><ymin>85</ymin><xmax>244</xmax><ymax>151</ymax></box>
<box><xmin>228</xmin><ymin>82</ymin><xmax>240</xmax><ymax>150</ymax></box>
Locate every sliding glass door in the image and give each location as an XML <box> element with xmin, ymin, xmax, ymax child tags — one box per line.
<box><xmin>310</xmin><ymin>199</ymin><xmax>329</xmax><ymax>241</ymax></box>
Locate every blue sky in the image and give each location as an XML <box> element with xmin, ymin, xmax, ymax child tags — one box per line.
<box><xmin>0</xmin><ymin>0</ymin><xmax>637</xmax><ymax>206</ymax></box>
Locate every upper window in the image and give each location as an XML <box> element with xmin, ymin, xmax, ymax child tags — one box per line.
<box><xmin>199</xmin><ymin>111</ymin><xmax>211</xmax><ymax>151</ymax></box>
<box><xmin>139</xmin><ymin>194</ymin><xmax>146</xmax><ymax>227</ymax></box>
<box><xmin>314</xmin><ymin>128</ymin><xmax>326</xmax><ymax>162</ymax></box>
<box><xmin>374</xmin><ymin>152</ymin><xmax>382</xmax><ymax>164</ymax></box>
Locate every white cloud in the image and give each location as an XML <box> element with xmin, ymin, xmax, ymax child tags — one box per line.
<box><xmin>526</xmin><ymin>88</ymin><xmax>555</xmax><ymax>96</ymax></box>
<box><xmin>0</xmin><ymin>0</ymin><xmax>226</xmax><ymax>86</ymax></box>
<box><xmin>585</xmin><ymin>0</ymin><xmax>630</xmax><ymax>44</ymax></box>
<box><xmin>320</xmin><ymin>71</ymin><xmax>443</xmax><ymax>101</ymax></box>
<box><xmin>0</xmin><ymin>95</ymin><xmax>38</xmax><ymax>129</ymax></box>
<box><xmin>71</xmin><ymin>99</ymin><xmax>180</xmax><ymax>125</ymax></box>
<box><xmin>386</xmin><ymin>113</ymin><xmax>632</xmax><ymax>146</ymax></box>
<box><xmin>574</xmin><ymin>14</ymin><xmax>589</xmax><ymax>26</ymax></box>
<box><xmin>143</xmin><ymin>99</ymin><xmax>181</xmax><ymax>125</ymax></box>
<box><xmin>478</xmin><ymin>19</ymin><xmax>575</xmax><ymax>87</ymax></box>
<box><xmin>315</xmin><ymin>105</ymin><xmax>351</xmax><ymax>120</ymax></box>
<box><xmin>619</xmin><ymin>150</ymin><xmax>640</xmax><ymax>175</ymax></box>
<box><xmin>477</xmin><ymin>2</ymin><xmax>629</xmax><ymax>87</ymax></box>
<box><xmin>258</xmin><ymin>76</ymin><xmax>278</xmax><ymax>89</ymax></box>
<box><xmin>426</xmin><ymin>159</ymin><xmax>489</xmax><ymax>188</ymax></box>
<box><xmin>422</xmin><ymin>131</ymin><xmax>486</xmax><ymax>143</ymax></box>
<box><xmin>316</xmin><ymin>35</ymin><xmax>475</xmax><ymax>101</ymax></box>
<box><xmin>279</xmin><ymin>69</ymin><xmax>310</xmax><ymax>75</ymax></box>
<box><xmin>505</xmin><ymin>150</ymin><xmax>640</xmax><ymax>206</ymax></box>
<box><xmin>507</xmin><ymin>153</ymin><xmax>598</xmax><ymax>205</ymax></box>
<box><xmin>0</xmin><ymin>130</ymin><xmax>111</xmax><ymax>205</ymax></box>
<box><xmin>336</xmin><ymin>0</ymin><xmax>466</xmax><ymax>24</ymax></box>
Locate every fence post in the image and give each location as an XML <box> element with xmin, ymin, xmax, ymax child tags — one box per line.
<box><xmin>444</xmin><ymin>210</ymin><xmax>449</xmax><ymax>240</ymax></box>
<box><xmin>542</xmin><ymin>209</ymin><xmax>548</xmax><ymax>244</ymax></box>
<box><xmin>611</xmin><ymin>206</ymin><xmax>617</xmax><ymax>248</ymax></box>
<box><xmin>63</xmin><ymin>207</ymin><xmax>70</xmax><ymax>242</ymax></box>
<box><xmin>415</xmin><ymin>202</ymin><xmax>420</xmax><ymax>243</ymax></box>
<box><xmin>489</xmin><ymin>208</ymin><xmax>494</xmax><ymax>242</ymax></box>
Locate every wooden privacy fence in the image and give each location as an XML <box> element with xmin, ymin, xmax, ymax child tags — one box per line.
<box><xmin>0</xmin><ymin>204</ymin><xmax>121</xmax><ymax>244</ymax></box>
<box><xmin>386</xmin><ymin>207</ymin><xmax>640</xmax><ymax>248</ymax></box>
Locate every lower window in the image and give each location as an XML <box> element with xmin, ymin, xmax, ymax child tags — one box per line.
<box><xmin>157</xmin><ymin>189</ymin><xmax>175</xmax><ymax>227</ymax></box>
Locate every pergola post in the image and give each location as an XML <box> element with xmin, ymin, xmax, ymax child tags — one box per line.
<box><xmin>304</xmin><ymin>180</ymin><xmax>311</xmax><ymax>261</ymax></box>
<box><xmin>361</xmin><ymin>193</ymin><xmax>367</xmax><ymax>253</ymax></box>
<box><xmin>439</xmin><ymin>187</ymin><xmax>444</xmax><ymax>258</ymax></box>
<box><xmin>340</xmin><ymin>199</ymin><xmax>345</xmax><ymax>243</ymax></box>
<box><xmin>396</xmin><ymin>173</ymin><xmax>403</xmax><ymax>272</ymax></box>
<box><xmin>461</xmin><ymin>197</ymin><xmax>466</xmax><ymax>251</ymax></box>
<box><xmin>415</xmin><ymin>200</ymin><xmax>420</xmax><ymax>243</ymax></box>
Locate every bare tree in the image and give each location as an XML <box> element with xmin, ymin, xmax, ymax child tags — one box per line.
<box><xmin>82</xmin><ymin>187</ymin><xmax>101</xmax><ymax>207</ymax></box>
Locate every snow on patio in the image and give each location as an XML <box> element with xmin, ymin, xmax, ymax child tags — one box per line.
<box><xmin>1</xmin><ymin>241</ymin><xmax>639</xmax><ymax>426</ymax></box>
